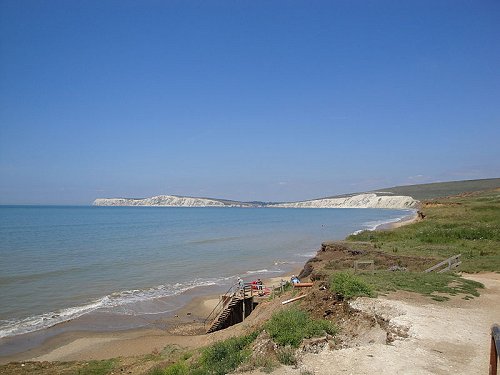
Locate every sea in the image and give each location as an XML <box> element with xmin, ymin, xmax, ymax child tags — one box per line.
<box><xmin>0</xmin><ymin>205</ymin><xmax>413</xmax><ymax>355</ymax></box>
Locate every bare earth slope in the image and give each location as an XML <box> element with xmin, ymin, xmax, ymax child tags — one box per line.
<box><xmin>250</xmin><ymin>272</ymin><xmax>500</xmax><ymax>375</ymax></box>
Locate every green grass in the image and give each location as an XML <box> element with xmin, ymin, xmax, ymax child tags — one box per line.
<box><xmin>329</xmin><ymin>272</ymin><xmax>375</xmax><ymax>299</ymax></box>
<box><xmin>148</xmin><ymin>366</ymin><xmax>168</xmax><ymax>375</ymax></box>
<box><xmin>197</xmin><ymin>333</ymin><xmax>257</xmax><ymax>375</ymax></box>
<box><xmin>356</xmin><ymin>271</ymin><xmax>484</xmax><ymax>301</ymax></box>
<box><xmin>77</xmin><ymin>360</ymin><xmax>116</xmax><ymax>375</ymax></box>
<box><xmin>368</xmin><ymin>178</ymin><xmax>500</xmax><ymax>200</ymax></box>
<box><xmin>347</xmin><ymin>190</ymin><xmax>500</xmax><ymax>272</ymax></box>
<box><xmin>264</xmin><ymin>308</ymin><xmax>338</xmax><ymax>348</ymax></box>
<box><xmin>163</xmin><ymin>362</ymin><xmax>189</xmax><ymax>375</ymax></box>
<box><xmin>153</xmin><ymin>333</ymin><xmax>258</xmax><ymax>375</ymax></box>
<box><xmin>160</xmin><ymin>309</ymin><xmax>336</xmax><ymax>374</ymax></box>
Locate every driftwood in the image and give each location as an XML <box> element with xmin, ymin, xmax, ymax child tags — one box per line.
<box><xmin>282</xmin><ymin>295</ymin><xmax>307</xmax><ymax>305</ymax></box>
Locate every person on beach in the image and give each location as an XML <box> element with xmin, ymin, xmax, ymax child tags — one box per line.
<box><xmin>291</xmin><ymin>275</ymin><xmax>300</xmax><ymax>284</ymax></box>
<box><xmin>238</xmin><ymin>277</ymin><xmax>244</xmax><ymax>296</ymax></box>
<box><xmin>256</xmin><ymin>278</ymin><xmax>264</xmax><ymax>296</ymax></box>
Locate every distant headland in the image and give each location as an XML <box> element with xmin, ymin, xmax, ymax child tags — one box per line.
<box><xmin>93</xmin><ymin>193</ymin><xmax>418</xmax><ymax>209</ymax></box>
<box><xmin>93</xmin><ymin>178</ymin><xmax>500</xmax><ymax>209</ymax></box>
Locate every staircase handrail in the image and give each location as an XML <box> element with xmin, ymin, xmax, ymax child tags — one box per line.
<box><xmin>424</xmin><ymin>254</ymin><xmax>462</xmax><ymax>273</ymax></box>
<box><xmin>203</xmin><ymin>282</ymin><xmax>238</xmax><ymax>327</ymax></box>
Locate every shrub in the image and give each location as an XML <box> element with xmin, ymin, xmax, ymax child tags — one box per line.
<box><xmin>276</xmin><ymin>345</ymin><xmax>297</xmax><ymax>366</ymax></box>
<box><xmin>197</xmin><ymin>332</ymin><xmax>257</xmax><ymax>375</ymax></box>
<box><xmin>265</xmin><ymin>308</ymin><xmax>337</xmax><ymax>348</ymax></box>
<box><xmin>164</xmin><ymin>362</ymin><xmax>189</xmax><ymax>375</ymax></box>
<box><xmin>329</xmin><ymin>272</ymin><xmax>374</xmax><ymax>299</ymax></box>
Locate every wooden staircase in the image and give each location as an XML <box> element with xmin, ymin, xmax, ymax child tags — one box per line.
<box><xmin>206</xmin><ymin>293</ymin><xmax>241</xmax><ymax>333</ymax></box>
<box><xmin>205</xmin><ymin>284</ymin><xmax>253</xmax><ymax>334</ymax></box>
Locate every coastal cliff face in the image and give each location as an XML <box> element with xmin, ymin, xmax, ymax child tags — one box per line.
<box><xmin>93</xmin><ymin>195</ymin><xmax>255</xmax><ymax>207</ymax></box>
<box><xmin>270</xmin><ymin>193</ymin><xmax>418</xmax><ymax>209</ymax></box>
<box><xmin>93</xmin><ymin>193</ymin><xmax>418</xmax><ymax>209</ymax></box>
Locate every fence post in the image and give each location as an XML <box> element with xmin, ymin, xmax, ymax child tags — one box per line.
<box><xmin>490</xmin><ymin>324</ymin><xmax>499</xmax><ymax>375</ymax></box>
<box><xmin>242</xmin><ymin>297</ymin><xmax>245</xmax><ymax>322</ymax></box>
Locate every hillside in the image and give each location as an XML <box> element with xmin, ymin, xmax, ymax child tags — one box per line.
<box><xmin>366</xmin><ymin>177</ymin><xmax>500</xmax><ymax>200</ymax></box>
<box><xmin>93</xmin><ymin>178</ymin><xmax>500</xmax><ymax>208</ymax></box>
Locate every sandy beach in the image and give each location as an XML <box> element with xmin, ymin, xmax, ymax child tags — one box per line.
<box><xmin>0</xmin><ymin>265</ymin><xmax>303</xmax><ymax>365</ymax></box>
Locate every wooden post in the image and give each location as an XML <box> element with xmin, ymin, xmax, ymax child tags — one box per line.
<box><xmin>354</xmin><ymin>260</ymin><xmax>374</xmax><ymax>274</ymax></box>
<box><xmin>491</xmin><ymin>336</ymin><xmax>497</xmax><ymax>375</ymax></box>
<box><xmin>242</xmin><ymin>297</ymin><xmax>245</xmax><ymax>321</ymax></box>
<box><xmin>490</xmin><ymin>324</ymin><xmax>499</xmax><ymax>375</ymax></box>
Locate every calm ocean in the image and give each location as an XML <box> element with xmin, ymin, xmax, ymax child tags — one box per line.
<box><xmin>0</xmin><ymin>206</ymin><xmax>412</xmax><ymax>341</ymax></box>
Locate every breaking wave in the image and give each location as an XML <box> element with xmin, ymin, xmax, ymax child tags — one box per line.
<box><xmin>0</xmin><ymin>276</ymin><xmax>232</xmax><ymax>339</ymax></box>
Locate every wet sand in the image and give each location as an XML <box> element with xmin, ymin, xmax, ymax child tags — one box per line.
<box><xmin>0</xmin><ymin>266</ymin><xmax>302</xmax><ymax>364</ymax></box>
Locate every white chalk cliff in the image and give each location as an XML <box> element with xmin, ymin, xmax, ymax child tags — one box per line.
<box><xmin>268</xmin><ymin>193</ymin><xmax>418</xmax><ymax>209</ymax></box>
<box><xmin>93</xmin><ymin>193</ymin><xmax>418</xmax><ymax>209</ymax></box>
<box><xmin>92</xmin><ymin>195</ymin><xmax>254</xmax><ymax>207</ymax></box>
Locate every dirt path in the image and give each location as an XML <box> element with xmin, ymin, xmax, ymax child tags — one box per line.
<box><xmin>251</xmin><ymin>272</ymin><xmax>500</xmax><ymax>375</ymax></box>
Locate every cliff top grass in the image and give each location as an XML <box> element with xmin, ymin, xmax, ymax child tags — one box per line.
<box><xmin>347</xmin><ymin>189</ymin><xmax>500</xmax><ymax>273</ymax></box>
<box><xmin>369</xmin><ymin>178</ymin><xmax>500</xmax><ymax>200</ymax></box>
<box><xmin>328</xmin><ymin>271</ymin><xmax>483</xmax><ymax>302</ymax></box>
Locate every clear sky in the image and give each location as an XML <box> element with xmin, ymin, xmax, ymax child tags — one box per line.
<box><xmin>1</xmin><ymin>1</ymin><xmax>499</xmax><ymax>204</ymax></box>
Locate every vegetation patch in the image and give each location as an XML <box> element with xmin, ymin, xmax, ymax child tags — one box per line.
<box><xmin>356</xmin><ymin>271</ymin><xmax>483</xmax><ymax>301</ymax></box>
<box><xmin>329</xmin><ymin>272</ymin><xmax>375</xmax><ymax>299</ymax></box>
<box><xmin>158</xmin><ymin>332</ymin><xmax>258</xmax><ymax>375</ymax></box>
<box><xmin>276</xmin><ymin>346</ymin><xmax>298</xmax><ymax>366</ymax></box>
<box><xmin>239</xmin><ymin>355</ymin><xmax>279</xmax><ymax>374</ymax></box>
<box><xmin>197</xmin><ymin>333</ymin><xmax>257</xmax><ymax>374</ymax></box>
<box><xmin>265</xmin><ymin>308</ymin><xmax>338</xmax><ymax>348</ymax></box>
<box><xmin>77</xmin><ymin>360</ymin><xmax>117</xmax><ymax>375</ymax></box>
<box><xmin>347</xmin><ymin>190</ymin><xmax>500</xmax><ymax>272</ymax></box>
<box><xmin>163</xmin><ymin>362</ymin><xmax>189</xmax><ymax>375</ymax></box>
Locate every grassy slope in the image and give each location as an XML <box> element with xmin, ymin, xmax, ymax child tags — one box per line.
<box><xmin>368</xmin><ymin>178</ymin><xmax>500</xmax><ymax>200</ymax></box>
<box><xmin>347</xmin><ymin>189</ymin><xmax>500</xmax><ymax>272</ymax></box>
<box><xmin>322</xmin><ymin>177</ymin><xmax>500</xmax><ymax>201</ymax></box>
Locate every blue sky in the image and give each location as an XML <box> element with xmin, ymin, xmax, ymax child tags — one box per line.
<box><xmin>1</xmin><ymin>1</ymin><xmax>499</xmax><ymax>204</ymax></box>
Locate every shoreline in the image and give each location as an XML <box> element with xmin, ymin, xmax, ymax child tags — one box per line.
<box><xmin>0</xmin><ymin>211</ymin><xmax>412</xmax><ymax>364</ymax></box>
<box><xmin>375</xmin><ymin>209</ymin><xmax>419</xmax><ymax>230</ymax></box>
<box><xmin>0</xmin><ymin>266</ymin><xmax>303</xmax><ymax>364</ymax></box>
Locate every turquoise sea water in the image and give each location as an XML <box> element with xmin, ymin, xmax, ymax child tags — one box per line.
<box><xmin>0</xmin><ymin>206</ymin><xmax>412</xmax><ymax>342</ymax></box>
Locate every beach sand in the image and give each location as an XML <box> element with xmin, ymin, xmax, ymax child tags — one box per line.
<box><xmin>0</xmin><ymin>265</ymin><xmax>303</xmax><ymax>364</ymax></box>
<box><xmin>377</xmin><ymin>210</ymin><xmax>420</xmax><ymax>230</ymax></box>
